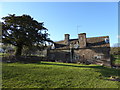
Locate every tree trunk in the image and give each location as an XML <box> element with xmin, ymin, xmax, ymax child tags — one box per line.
<box><xmin>15</xmin><ymin>45</ymin><xmax>23</xmax><ymax>57</ymax></box>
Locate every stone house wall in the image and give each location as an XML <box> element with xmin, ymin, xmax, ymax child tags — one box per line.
<box><xmin>47</xmin><ymin>49</ymin><xmax>70</xmax><ymax>62</ymax></box>
<box><xmin>47</xmin><ymin>33</ymin><xmax>111</xmax><ymax>67</ymax></box>
<box><xmin>73</xmin><ymin>47</ymin><xmax>111</xmax><ymax>66</ymax></box>
<box><xmin>47</xmin><ymin>47</ymin><xmax>111</xmax><ymax>66</ymax></box>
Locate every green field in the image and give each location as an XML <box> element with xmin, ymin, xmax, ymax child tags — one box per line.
<box><xmin>2</xmin><ymin>61</ymin><xmax>120</xmax><ymax>88</ymax></box>
<box><xmin>113</xmin><ymin>55</ymin><xmax>120</xmax><ymax>65</ymax></box>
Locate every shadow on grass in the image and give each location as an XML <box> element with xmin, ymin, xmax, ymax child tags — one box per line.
<box><xmin>39</xmin><ymin>62</ymin><xmax>120</xmax><ymax>78</ymax></box>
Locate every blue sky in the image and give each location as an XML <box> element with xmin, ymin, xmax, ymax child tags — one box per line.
<box><xmin>0</xmin><ymin>2</ymin><xmax>118</xmax><ymax>46</ymax></box>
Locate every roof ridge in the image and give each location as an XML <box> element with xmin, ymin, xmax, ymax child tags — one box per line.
<box><xmin>55</xmin><ymin>36</ymin><xmax>109</xmax><ymax>43</ymax></box>
<box><xmin>87</xmin><ymin>36</ymin><xmax>109</xmax><ymax>39</ymax></box>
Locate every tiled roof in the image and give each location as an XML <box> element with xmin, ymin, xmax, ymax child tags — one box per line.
<box><xmin>87</xmin><ymin>36</ymin><xmax>110</xmax><ymax>47</ymax></box>
<box><xmin>54</xmin><ymin>36</ymin><xmax>110</xmax><ymax>49</ymax></box>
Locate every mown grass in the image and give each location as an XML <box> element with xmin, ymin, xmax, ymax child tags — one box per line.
<box><xmin>2</xmin><ymin>61</ymin><xmax>120</xmax><ymax>88</ymax></box>
<box><xmin>113</xmin><ymin>55</ymin><xmax>120</xmax><ymax>65</ymax></box>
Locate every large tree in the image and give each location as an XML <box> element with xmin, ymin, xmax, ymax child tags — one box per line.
<box><xmin>2</xmin><ymin>14</ymin><xmax>50</xmax><ymax>56</ymax></box>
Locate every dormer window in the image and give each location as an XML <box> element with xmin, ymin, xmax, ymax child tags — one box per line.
<box><xmin>104</xmin><ymin>38</ymin><xmax>109</xmax><ymax>43</ymax></box>
<box><xmin>74</xmin><ymin>43</ymin><xmax>79</xmax><ymax>49</ymax></box>
<box><xmin>51</xmin><ymin>44</ymin><xmax>55</xmax><ymax>49</ymax></box>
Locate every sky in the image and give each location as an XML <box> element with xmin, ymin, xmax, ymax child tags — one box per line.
<box><xmin>0</xmin><ymin>2</ymin><xmax>118</xmax><ymax>47</ymax></box>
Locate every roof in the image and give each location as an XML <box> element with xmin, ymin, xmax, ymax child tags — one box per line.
<box><xmin>54</xmin><ymin>36</ymin><xmax>110</xmax><ymax>49</ymax></box>
<box><xmin>86</xmin><ymin>36</ymin><xmax>110</xmax><ymax>47</ymax></box>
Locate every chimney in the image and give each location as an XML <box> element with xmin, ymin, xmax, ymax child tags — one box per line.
<box><xmin>64</xmin><ymin>34</ymin><xmax>70</xmax><ymax>45</ymax></box>
<box><xmin>78</xmin><ymin>33</ymin><xmax>86</xmax><ymax>48</ymax></box>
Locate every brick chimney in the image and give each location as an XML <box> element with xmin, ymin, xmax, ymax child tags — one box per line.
<box><xmin>64</xmin><ymin>34</ymin><xmax>70</xmax><ymax>45</ymax></box>
<box><xmin>78</xmin><ymin>33</ymin><xmax>86</xmax><ymax>48</ymax></box>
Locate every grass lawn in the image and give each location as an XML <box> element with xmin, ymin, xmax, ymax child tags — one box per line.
<box><xmin>113</xmin><ymin>55</ymin><xmax>120</xmax><ymax>65</ymax></box>
<box><xmin>2</xmin><ymin>61</ymin><xmax>120</xmax><ymax>88</ymax></box>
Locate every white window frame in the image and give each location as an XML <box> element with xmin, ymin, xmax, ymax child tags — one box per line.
<box><xmin>51</xmin><ymin>44</ymin><xmax>55</xmax><ymax>49</ymax></box>
<box><xmin>94</xmin><ymin>55</ymin><xmax>102</xmax><ymax>60</ymax></box>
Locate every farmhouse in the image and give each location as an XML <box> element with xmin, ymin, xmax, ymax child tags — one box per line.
<box><xmin>47</xmin><ymin>33</ymin><xmax>111</xmax><ymax>66</ymax></box>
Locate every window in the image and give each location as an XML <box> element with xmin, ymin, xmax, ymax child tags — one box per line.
<box><xmin>94</xmin><ymin>55</ymin><xmax>102</xmax><ymax>60</ymax></box>
<box><xmin>104</xmin><ymin>38</ymin><xmax>109</xmax><ymax>43</ymax></box>
<box><xmin>74</xmin><ymin>55</ymin><xmax>80</xmax><ymax>60</ymax></box>
<box><xmin>74</xmin><ymin>44</ymin><xmax>79</xmax><ymax>49</ymax></box>
<box><xmin>51</xmin><ymin>44</ymin><xmax>55</xmax><ymax>49</ymax></box>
